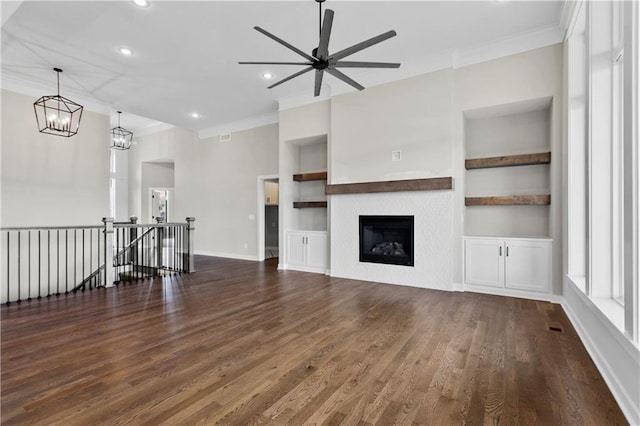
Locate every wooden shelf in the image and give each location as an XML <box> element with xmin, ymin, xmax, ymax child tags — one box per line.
<box><xmin>293</xmin><ymin>172</ymin><xmax>327</xmax><ymax>182</ymax></box>
<box><xmin>465</xmin><ymin>152</ymin><xmax>551</xmax><ymax>170</ymax></box>
<box><xmin>293</xmin><ymin>201</ymin><xmax>327</xmax><ymax>209</ymax></box>
<box><xmin>465</xmin><ymin>195</ymin><xmax>551</xmax><ymax>206</ymax></box>
<box><xmin>326</xmin><ymin>177</ymin><xmax>452</xmax><ymax>195</ymax></box>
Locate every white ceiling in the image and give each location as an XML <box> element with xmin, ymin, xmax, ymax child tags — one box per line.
<box><xmin>1</xmin><ymin>0</ymin><xmax>565</xmax><ymax>136</ymax></box>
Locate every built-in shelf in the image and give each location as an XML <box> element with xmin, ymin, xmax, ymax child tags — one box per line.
<box><xmin>465</xmin><ymin>195</ymin><xmax>551</xmax><ymax>206</ymax></box>
<box><xmin>465</xmin><ymin>152</ymin><xmax>551</xmax><ymax>170</ymax></box>
<box><xmin>326</xmin><ymin>177</ymin><xmax>452</xmax><ymax>195</ymax></box>
<box><xmin>293</xmin><ymin>171</ymin><xmax>328</xmax><ymax>182</ymax></box>
<box><xmin>293</xmin><ymin>201</ymin><xmax>327</xmax><ymax>209</ymax></box>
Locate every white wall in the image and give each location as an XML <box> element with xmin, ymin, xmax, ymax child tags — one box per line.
<box><xmin>1</xmin><ymin>89</ymin><xmax>110</xmax><ymax>226</ymax></box>
<box><xmin>330</xmin><ymin>69</ymin><xmax>454</xmax><ymax>184</ymax></box>
<box><xmin>128</xmin><ymin>124</ymin><xmax>278</xmax><ymax>259</ymax></box>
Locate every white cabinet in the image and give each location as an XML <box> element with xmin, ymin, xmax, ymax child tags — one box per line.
<box><xmin>464</xmin><ymin>237</ymin><xmax>551</xmax><ymax>293</ymax></box>
<box><xmin>286</xmin><ymin>231</ymin><xmax>327</xmax><ymax>273</ymax></box>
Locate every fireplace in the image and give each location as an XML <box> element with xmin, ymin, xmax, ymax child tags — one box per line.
<box><xmin>359</xmin><ymin>215</ymin><xmax>414</xmax><ymax>266</ymax></box>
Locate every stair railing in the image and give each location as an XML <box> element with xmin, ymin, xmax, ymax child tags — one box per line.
<box><xmin>1</xmin><ymin>217</ymin><xmax>195</xmax><ymax>305</ymax></box>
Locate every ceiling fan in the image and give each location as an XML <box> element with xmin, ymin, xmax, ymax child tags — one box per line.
<box><xmin>239</xmin><ymin>0</ymin><xmax>400</xmax><ymax>97</ymax></box>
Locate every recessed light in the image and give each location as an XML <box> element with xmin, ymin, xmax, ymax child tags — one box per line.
<box><xmin>191</xmin><ymin>112</ymin><xmax>200</xmax><ymax>118</ymax></box>
<box><xmin>131</xmin><ymin>0</ymin><xmax>150</xmax><ymax>7</ymax></box>
<box><xmin>263</xmin><ymin>72</ymin><xmax>273</xmax><ymax>80</ymax></box>
<box><xmin>118</xmin><ymin>47</ymin><xmax>134</xmax><ymax>56</ymax></box>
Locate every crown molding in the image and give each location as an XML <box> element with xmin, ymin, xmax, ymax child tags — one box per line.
<box><xmin>1</xmin><ymin>71</ymin><xmax>111</xmax><ymax>115</ymax></box>
<box><xmin>134</xmin><ymin>122</ymin><xmax>175</xmax><ymax>138</ymax></box>
<box><xmin>197</xmin><ymin>111</ymin><xmax>279</xmax><ymax>140</ymax></box>
<box><xmin>276</xmin><ymin>84</ymin><xmax>332</xmax><ymax>112</ymax></box>
<box><xmin>559</xmin><ymin>0</ymin><xmax>580</xmax><ymax>41</ymax></box>
<box><xmin>452</xmin><ymin>23</ymin><xmax>563</xmax><ymax>69</ymax></box>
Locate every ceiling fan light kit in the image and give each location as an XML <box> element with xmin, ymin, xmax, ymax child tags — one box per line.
<box><xmin>240</xmin><ymin>0</ymin><xmax>400</xmax><ymax>97</ymax></box>
<box><xmin>33</xmin><ymin>68</ymin><xmax>84</xmax><ymax>137</ymax></box>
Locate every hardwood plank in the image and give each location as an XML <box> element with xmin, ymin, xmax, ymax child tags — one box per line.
<box><xmin>325</xmin><ymin>177</ymin><xmax>453</xmax><ymax>195</ymax></box>
<box><xmin>293</xmin><ymin>201</ymin><xmax>327</xmax><ymax>208</ymax></box>
<box><xmin>293</xmin><ymin>171</ymin><xmax>328</xmax><ymax>182</ymax></box>
<box><xmin>465</xmin><ymin>152</ymin><xmax>551</xmax><ymax>170</ymax></box>
<box><xmin>465</xmin><ymin>194</ymin><xmax>551</xmax><ymax>206</ymax></box>
<box><xmin>0</xmin><ymin>256</ymin><xmax>627</xmax><ymax>425</ymax></box>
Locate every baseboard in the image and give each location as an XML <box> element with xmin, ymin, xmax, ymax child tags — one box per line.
<box><xmin>194</xmin><ymin>250</ymin><xmax>258</xmax><ymax>262</ymax></box>
<box><xmin>561</xmin><ymin>281</ymin><xmax>640</xmax><ymax>426</ymax></box>
<box><xmin>463</xmin><ymin>284</ymin><xmax>563</xmax><ymax>304</ymax></box>
<box><xmin>281</xmin><ymin>264</ymin><xmax>327</xmax><ymax>274</ymax></box>
<box><xmin>452</xmin><ymin>282</ymin><xmax>464</xmax><ymax>292</ymax></box>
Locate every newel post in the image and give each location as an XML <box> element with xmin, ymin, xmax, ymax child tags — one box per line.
<box><xmin>185</xmin><ymin>217</ymin><xmax>195</xmax><ymax>273</ymax></box>
<box><xmin>102</xmin><ymin>217</ymin><xmax>114</xmax><ymax>287</ymax></box>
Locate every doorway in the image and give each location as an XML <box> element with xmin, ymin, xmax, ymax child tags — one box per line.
<box><xmin>149</xmin><ymin>188</ymin><xmax>174</xmax><ymax>223</ymax></box>
<box><xmin>257</xmin><ymin>175</ymin><xmax>279</xmax><ymax>262</ymax></box>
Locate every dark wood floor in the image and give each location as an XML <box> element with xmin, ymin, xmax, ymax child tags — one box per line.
<box><xmin>1</xmin><ymin>256</ymin><xmax>627</xmax><ymax>425</ymax></box>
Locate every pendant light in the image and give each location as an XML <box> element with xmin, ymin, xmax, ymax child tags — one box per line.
<box><xmin>110</xmin><ymin>111</ymin><xmax>133</xmax><ymax>150</ymax></box>
<box><xmin>33</xmin><ymin>68</ymin><xmax>83</xmax><ymax>137</ymax></box>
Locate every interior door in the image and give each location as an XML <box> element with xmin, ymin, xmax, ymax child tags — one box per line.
<box><xmin>150</xmin><ymin>189</ymin><xmax>173</xmax><ymax>223</ymax></box>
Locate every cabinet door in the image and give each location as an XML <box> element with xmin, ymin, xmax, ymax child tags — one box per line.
<box><xmin>464</xmin><ymin>239</ymin><xmax>504</xmax><ymax>288</ymax></box>
<box><xmin>306</xmin><ymin>233</ymin><xmax>327</xmax><ymax>270</ymax></box>
<box><xmin>286</xmin><ymin>232</ymin><xmax>306</xmax><ymax>267</ymax></box>
<box><xmin>505</xmin><ymin>240</ymin><xmax>551</xmax><ymax>292</ymax></box>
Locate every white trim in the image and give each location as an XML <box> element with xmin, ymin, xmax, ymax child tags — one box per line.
<box><xmin>453</xmin><ymin>24</ymin><xmax>563</xmax><ymax>69</ymax></box>
<box><xmin>562</xmin><ymin>279</ymin><xmax>640</xmax><ymax>425</ymax></box>
<box><xmin>197</xmin><ymin>112</ymin><xmax>278</xmax><ymax>140</ymax></box>
<box><xmin>1</xmin><ymin>72</ymin><xmax>111</xmax><ymax>115</ymax></box>
<box><xmin>452</xmin><ymin>282</ymin><xmax>465</xmax><ymax>292</ymax></box>
<box><xmin>134</xmin><ymin>122</ymin><xmax>175</xmax><ymax>138</ymax></box>
<box><xmin>463</xmin><ymin>284</ymin><xmax>563</xmax><ymax>304</ymax></box>
<box><xmin>276</xmin><ymin>85</ymin><xmax>332</xmax><ymax>112</ymax></box>
<box><xmin>283</xmin><ymin>264</ymin><xmax>328</xmax><ymax>274</ymax></box>
<box><xmin>560</xmin><ymin>0</ymin><xmax>580</xmax><ymax>41</ymax></box>
<box><xmin>194</xmin><ymin>250</ymin><xmax>258</xmax><ymax>262</ymax></box>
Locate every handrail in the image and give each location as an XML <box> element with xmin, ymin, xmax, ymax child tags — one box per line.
<box><xmin>114</xmin><ymin>222</ymin><xmax>187</xmax><ymax>229</ymax></box>
<box><xmin>0</xmin><ymin>225</ymin><xmax>102</xmax><ymax>231</ymax></box>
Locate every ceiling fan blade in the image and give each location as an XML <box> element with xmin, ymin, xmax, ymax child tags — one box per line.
<box><xmin>329</xmin><ymin>30</ymin><xmax>397</xmax><ymax>62</ymax></box>
<box><xmin>316</xmin><ymin>9</ymin><xmax>334</xmax><ymax>60</ymax></box>
<box><xmin>254</xmin><ymin>26</ymin><xmax>317</xmax><ymax>62</ymax></box>
<box><xmin>326</xmin><ymin>68</ymin><xmax>364</xmax><ymax>91</ymax></box>
<box><xmin>314</xmin><ymin>69</ymin><xmax>324</xmax><ymax>97</ymax></box>
<box><xmin>239</xmin><ymin>61</ymin><xmax>312</xmax><ymax>66</ymax></box>
<box><xmin>267</xmin><ymin>66</ymin><xmax>314</xmax><ymax>89</ymax></box>
<box><xmin>333</xmin><ymin>61</ymin><xmax>400</xmax><ymax>68</ymax></box>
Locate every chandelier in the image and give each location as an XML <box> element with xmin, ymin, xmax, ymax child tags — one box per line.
<box><xmin>33</xmin><ymin>68</ymin><xmax>83</xmax><ymax>137</ymax></box>
<box><xmin>110</xmin><ymin>111</ymin><xmax>133</xmax><ymax>150</ymax></box>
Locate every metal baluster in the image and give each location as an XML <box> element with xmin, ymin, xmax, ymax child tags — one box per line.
<box><xmin>90</xmin><ymin>229</ymin><xmax>93</xmax><ymax>287</ymax></box>
<box><xmin>6</xmin><ymin>232</ymin><xmax>10</xmax><ymax>304</ymax></box>
<box><xmin>28</xmin><ymin>231</ymin><xmax>31</xmax><ymax>300</ymax></box>
<box><xmin>47</xmin><ymin>230</ymin><xmax>51</xmax><ymax>297</ymax></box>
<box><xmin>73</xmin><ymin>229</ymin><xmax>77</xmax><ymax>290</ymax></box>
<box><xmin>38</xmin><ymin>231</ymin><xmax>41</xmax><ymax>298</ymax></box>
<box><xmin>97</xmin><ymin>228</ymin><xmax>101</xmax><ymax>288</ymax></box>
<box><xmin>65</xmin><ymin>230</ymin><xmax>68</xmax><ymax>293</ymax></box>
<box><xmin>56</xmin><ymin>229</ymin><xmax>60</xmax><ymax>296</ymax></box>
<box><xmin>82</xmin><ymin>229</ymin><xmax>85</xmax><ymax>287</ymax></box>
<box><xmin>17</xmin><ymin>231</ymin><xmax>21</xmax><ymax>302</ymax></box>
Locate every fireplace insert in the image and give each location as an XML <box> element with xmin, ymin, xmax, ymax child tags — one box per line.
<box><xmin>359</xmin><ymin>215</ymin><xmax>414</xmax><ymax>266</ymax></box>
